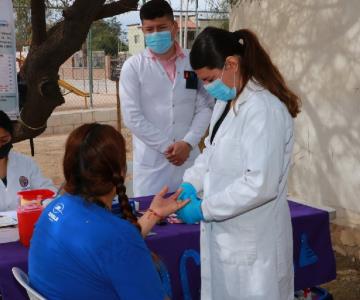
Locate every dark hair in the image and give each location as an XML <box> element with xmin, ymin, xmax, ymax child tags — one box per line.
<box><xmin>63</xmin><ymin>123</ymin><xmax>139</xmax><ymax>230</ymax></box>
<box><xmin>190</xmin><ymin>27</ymin><xmax>301</xmax><ymax>118</ymax></box>
<box><xmin>0</xmin><ymin>111</ymin><xmax>13</xmax><ymax>135</ymax></box>
<box><xmin>140</xmin><ymin>0</ymin><xmax>174</xmax><ymax>21</ymax></box>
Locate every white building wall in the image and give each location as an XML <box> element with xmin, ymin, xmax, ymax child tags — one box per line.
<box><xmin>230</xmin><ymin>0</ymin><xmax>360</xmax><ymax>227</ymax></box>
<box><xmin>128</xmin><ymin>25</ymin><xmax>145</xmax><ymax>56</ymax></box>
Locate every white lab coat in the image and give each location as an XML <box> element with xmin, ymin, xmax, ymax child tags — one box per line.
<box><xmin>0</xmin><ymin>150</ymin><xmax>56</xmax><ymax>211</ymax></box>
<box><xmin>183</xmin><ymin>80</ymin><xmax>294</xmax><ymax>300</ymax></box>
<box><xmin>120</xmin><ymin>48</ymin><xmax>213</xmax><ymax>197</ymax></box>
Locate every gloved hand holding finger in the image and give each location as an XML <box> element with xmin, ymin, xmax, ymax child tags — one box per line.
<box><xmin>176</xmin><ymin>194</ymin><xmax>203</xmax><ymax>224</ymax></box>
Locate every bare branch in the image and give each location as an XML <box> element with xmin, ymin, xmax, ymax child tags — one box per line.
<box><xmin>95</xmin><ymin>0</ymin><xmax>139</xmax><ymax>20</ymax></box>
<box><xmin>62</xmin><ymin>0</ymin><xmax>104</xmax><ymax>20</ymax></box>
<box><xmin>30</xmin><ymin>0</ymin><xmax>47</xmax><ymax>46</ymax></box>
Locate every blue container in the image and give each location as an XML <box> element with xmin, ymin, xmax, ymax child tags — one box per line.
<box><xmin>311</xmin><ymin>287</ymin><xmax>332</xmax><ymax>300</ymax></box>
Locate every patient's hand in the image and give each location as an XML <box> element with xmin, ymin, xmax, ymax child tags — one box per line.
<box><xmin>150</xmin><ymin>186</ymin><xmax>189</xmax><ymax>218</ymax></box>
<box><xmin>138</xmin><ymin>186</ymin><xmax>189</xmax><ymax>237</ymax></box>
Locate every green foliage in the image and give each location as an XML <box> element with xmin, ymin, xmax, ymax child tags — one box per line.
<box><xmin>91</xmin><ymin>18</ymin><xmax>127</xmax><ymax>56</ymax></box>
<box><xmin>13</xmin><ymin>0</ymin><xmax>32</xmax><ymax>51</ymax></box>
<box><xmin>13</xmin><ymin>1</ymin><xmax>127</xmax><ymax>55</ymax></box>
<box><xmin>207</xmin><ymin>0</ymin><xmax>231</xmax><ymax>11</ymax></box>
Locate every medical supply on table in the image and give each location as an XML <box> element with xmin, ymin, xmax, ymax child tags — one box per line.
<box><xmin>0</xmin><ymin>210</ymin><xmax>19</xmax><ymax>243</ymax></box>
<box><xmin>17</xmin><ymin>189</ymin><xmax>55</xmax><ymax>206</ymax></box>
<box><xmin>17</xmin><ymin>189</ymin><xmax>55</xmax><ymax>247</ymax></box>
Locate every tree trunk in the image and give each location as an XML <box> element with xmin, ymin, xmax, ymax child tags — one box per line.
<box><xmin>13</xmin><ymin>0</ymin><xmax>138</xmax><ymax>142</ymax></box>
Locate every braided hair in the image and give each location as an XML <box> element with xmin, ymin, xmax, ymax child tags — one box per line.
<box><xmin>114</xmin><ymin>173</ymin><xmax>140</xmax><ymax>231</ymax></box>
<box><xmin>63</xmin><ymin>123</ymin><xmax>140</xmax><ymax>230</ymax></box>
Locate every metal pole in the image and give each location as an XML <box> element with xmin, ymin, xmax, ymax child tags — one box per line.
<box><xmin>195</xmin><ymin>0</ymin><xmax>199</xmax><ymax>36</ymax></box>
<box><xmin>30</xmin><ymin>138</ymin><xmax>35</xmax><ymax>157</ymax></box>
<box><xmin>179</xmin><ymin>0</ymin><xmax>183</xmax><ymax>47</ymax></box>
<box><xmin>184</xmin><ymin>0</ymin><xmax>189</xmax><ymax>49</ymax></box>
<box><xmin>87</xmin><ymin>28</ymin><xmax>94</xmax><ymax>108</ymax></box>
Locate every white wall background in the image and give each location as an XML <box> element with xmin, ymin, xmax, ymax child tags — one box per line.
<box><xmin>230</xmin><ymin>0</ymin><xmax>360</xmax><ymax>226</ymax></box>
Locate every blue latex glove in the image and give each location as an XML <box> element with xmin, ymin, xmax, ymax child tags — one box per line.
<box><xmin>177</xmin><ymin>194</ymin><xmax>204</xmax><ymax>224</ymax></box>
<box><xmin>178</xmin><ymin>182</ymin><xmax>197</xmax><ymax>201</ymax></box>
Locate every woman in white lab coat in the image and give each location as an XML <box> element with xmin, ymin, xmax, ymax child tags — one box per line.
<box><xmin>177</xmin><ymin>28</ymin><xmax>301</xmax><ymax>299</ymax></box>
<box><xmin>0</xmin><ymin>111</ymin><xmax>55</xmax><ymax>211</ymax></box>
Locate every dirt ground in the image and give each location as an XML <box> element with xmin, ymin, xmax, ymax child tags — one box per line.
<box><xmin>322</xmin><ymin>253</ymin><xmax>360</xmax><ymax>299</ymax></box>
<box><xmin>13</xmin><ymin>133</ymin><xmax>360</xmax><ymax>300</ymax></box>
<box><xmin>13</xmin><ymin>129</ymin><xmax>133</xmax><ymax>187</ymax></box>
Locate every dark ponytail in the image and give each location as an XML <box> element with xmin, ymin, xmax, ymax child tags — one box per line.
<box><xmin>190</xmin><ymin>27</ymin><xmax>301</xmax><ymax>118</ymax></box>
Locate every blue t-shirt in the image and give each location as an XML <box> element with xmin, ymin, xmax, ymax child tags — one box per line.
<box><xmin>28</xmin><ymin>193</ymin><xmax>165</xmax><ymax>300</ymax></box>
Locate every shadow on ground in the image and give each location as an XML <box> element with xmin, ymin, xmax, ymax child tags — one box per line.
<box><xmin>322</xmin><ymin>252</ymin><xmax>360</xmax><ymax>299</ymax></box>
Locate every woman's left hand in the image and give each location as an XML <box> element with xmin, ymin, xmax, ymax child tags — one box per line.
<box><xmin>139</xmin><ymin>186</ymin><xmax>190</xmax><ymax>237</ymax></box>
<box><xmin>149</xmin><ymin>186</ymin><xmax>189</xmax><ymax>219</ymax></box>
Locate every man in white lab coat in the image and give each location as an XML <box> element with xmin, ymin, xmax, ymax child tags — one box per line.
<box><xmin>120</xmin><ymin>0</ymin><xmax>213</xmax><ymax>197</ymax></box>
<box><xmin>0</xmin><ymin>111</ymin><xmax>55</xmax><ymax>211</ymax></box>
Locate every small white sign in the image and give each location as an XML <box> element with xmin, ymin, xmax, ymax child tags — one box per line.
<box><xmin>0</xmin><ymin>0</ymin><xmax>19</xmax><ymax>119</ymax></box>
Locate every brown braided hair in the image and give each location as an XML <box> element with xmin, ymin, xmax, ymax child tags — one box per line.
<box><xmin>115</xmin><ymin>174</ymin><xmax>140</xmax><ymax>231</ymax></box>
<box><xmin>63</xmin><ymin>123</ymin><xmax>140</xmax><ymax>230</ymax></box>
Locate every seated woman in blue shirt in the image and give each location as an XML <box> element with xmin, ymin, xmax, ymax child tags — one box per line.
<box><xmin>28</xmin><ymin>123</ymin><xmax>188</xmax><ymax>300</ymax></box>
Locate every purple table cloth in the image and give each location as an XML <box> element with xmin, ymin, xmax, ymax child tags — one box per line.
<box><xmin>289</xmin><ymin>201</ymin><xmax>336</xmax><ymax>290</ymax></box>
<box><xmin>0</xmin><ymin>198</ymin><xmax>336</xmax><ymax>300</ymax></box>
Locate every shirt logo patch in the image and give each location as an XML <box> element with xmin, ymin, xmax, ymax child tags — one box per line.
<box><xmin>19</xmin><ymin>176</ymin><xmax>29</xmax><ymax>188</ymax></box>
<box><xmin>53</xmin><ymin>203</ymin><xmax>64</xmax><ymax>215</ymax></box>
<box><xmin>48</xmin><ymin>202</ymin><xmax>64</xmax><ymax>222</ymax></box>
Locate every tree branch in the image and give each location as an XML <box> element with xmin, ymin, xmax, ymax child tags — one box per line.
<box><xmin>14</xmin><ymin>0</ymin><xmax>140</xmax><ymax>142</ymax></box>
<box><xmin>31</xmin><ymin>0</ymin><xmax>47</xmax><ymax>46</ymax></box>
<box><xmin>62</xmin><ymin>0</ymin><xmax>105</xmax><ymax>20</ymax></box>
<box><xmin>95</xmin><ymin>0</ymin><xmax>139</xmax><ymax>20</ymax></box>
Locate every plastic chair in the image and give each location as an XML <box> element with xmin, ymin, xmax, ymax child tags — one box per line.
<box><xmin>12</xmin><ymin>267</ymin><xmax>46</xmax><ymax>300</ymax></box>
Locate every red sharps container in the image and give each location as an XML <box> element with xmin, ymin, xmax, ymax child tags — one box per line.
<box><xmin>17</xmin><ymin>189</ymin><xmax>55</xmax><ymax>247</ymax></box>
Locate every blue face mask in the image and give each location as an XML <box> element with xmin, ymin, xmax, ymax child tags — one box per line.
<box><xmin>204</xmin><ymin>68</ymin><xmax>237</xmax><ymax>102</ymax></box>
<box><xmin>145</xmin><ymin>31</ymin><xmax>174</xmax><ymax>54</ymax></box>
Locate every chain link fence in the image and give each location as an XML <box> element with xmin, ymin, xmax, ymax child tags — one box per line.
<box><xmin>13</xmin><ymin>5</ymin><xmax>229</xmax><ymax>112</ymax></box>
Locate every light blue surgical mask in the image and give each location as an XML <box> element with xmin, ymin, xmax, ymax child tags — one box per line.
<box><xmin>145</xmin><ymin>31</ymin><xmax>174</xmax><ymax>54</ymax></box>
<box><xmin>204</xmin><ymin>67</ymin><xmax>237</xmax><ymax>102</ymax></box>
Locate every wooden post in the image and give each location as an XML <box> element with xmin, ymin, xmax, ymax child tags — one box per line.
<box><xmin>115</xmin><ymin>79</ymin><xmax>121</xmax><ymax>131</ymax></box>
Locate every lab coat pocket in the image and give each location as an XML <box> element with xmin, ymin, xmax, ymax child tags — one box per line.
<box><xmin>182</xmin><ymin>88</ymin><xmax>197</xmax><ymax>99</ymax></box>
<box><xmin>214</xmin><ymin>226</ymin><xmax>257</xmax><ymax>266</ymax></box>
<box><xmin>211</xmin><ymin>138</ymin><xmax>244</xmax><ymax>176</ymax></box>
<box><xmin>140</xmin><ymin>147</ymin><xmax>161</xmax><ymax>168</ymax></box>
